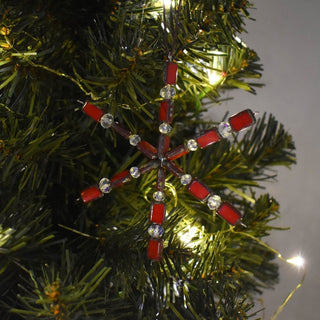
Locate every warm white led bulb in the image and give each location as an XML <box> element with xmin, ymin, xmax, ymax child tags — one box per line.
<box><xmin>286</xmin><ymin>255</ymin><xmax>305</xmax><ymax>268</ymax></box>
<box><xmin>163</xmin><ymin>0</ymin><xmax>174</xmax><ymax>8</ymax></box>
<box><xmin>179</xmin><ymin>226</ymin><xmax>199</xmax><ymax>246</ymax></box>
<box><xmin>208</xmin><ymin>71</ymin><xmax>222</xmax><ymax>85</ymax></box>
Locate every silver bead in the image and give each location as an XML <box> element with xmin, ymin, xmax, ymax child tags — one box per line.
<box><xmin>148</xmin><ymin>224</ymin><xmax>164</xmax><ymax>239</ymax></box>
<box><xmin>180</xmin><ymin>174</ymin><xmax>192</xmax><ymax>185</ymax></box>
<box><xmin>130</xmin><ymin>166</ymin><xmax>140</xmax><ymax>178</ymax></box>
<box><xmin>218</xmin><ymin>122</ymin><xmax>232</xmax><ymax>138</ymax></box>
<box><xmin>159</xmin><ymin>122</ymin><xmax>172</xmax><ymax>134</ymax></box>
<box><xmin>129</xmin><ymin>134</ymin><xmax>141</xmax><ymax>146</ymax></box>
<box><xmin>100</xmin><ymin>113</ymin><xmax>114</xmax><ymax>128</ymax></box>
<box><xmin>99</xmin><ymin>178</ymin><xmax>112</xmax><ymax>193</ymax></box>
<box><xmin>153</xmin><ymin>191</ymin><xmax>165</xmax><ymax>201</ymax></box>
<box><xmin>207</xmin><ymin>194</ymin><xmax>221</xmax><ymax>210</ymax></box>
<box><xmin>160</xmin><ymin>85</ymin><xmax>176</xmax><ymax>99</ymax></box>
<box><xmin>187</xmin><ymin>139</ymin><xmax>198</xmax><ymax>151</ymax></box>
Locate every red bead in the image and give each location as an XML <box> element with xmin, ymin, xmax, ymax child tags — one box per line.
<box><xmin>81</xmin><ymin>186</ymin><xmax>103</xmax><ymax>203</ymax></box>
<box><xmin>163</xmin><ymin>160</ymin><xmax>184</xmax><ymax>177</ymax></box>
<box><xmin>164</xmin><ymin>62</ymin><xmax>178</xmax><ymax>85</ymax></box>
<box><xmin>111</xmin><ymin>170</ymin><xmax>131</xmax><ymax>188</ymax></box>
<box><xmin>157</xmin><ymin>167</ymin><xmax>166</xmax><ymax>191</ymax></box>
<box><xmin>111</xmin><ymin>122</ymin><xmax>131</xmax><ymax>139</ymax></box>
<box><xmin>137</xmin><ymin>141</ymin><xmax>158</xmax><ymax>159</ymax></box>
<box><xmin>150</xmin><ymin>202</ymin><xmax>166</xmax><ymax>224</ymax></box>
<box><xmin>187</xmin><ymin>179</ymin><xmax>211</xmax><ymax>201</ymax></box>
<box><xmin>139</xmin><ymin>160</ymin><xmax>159</xmax><ymax>174</ymax></box>
<box><xmin>158</xmin><ymin>134</ymin><xmax>170</xmax><ymax>157</ymax></box>
<box><xmin>228</xmin><ymin>109</ymin><xmax>255</xmax><ymax>132</ymax></box>
<box><xmin>147</xmin><ymin>239</ymin><xmax>163</xmax><ymax>261</ymax></box>
<box><xmin>165</xmin><ymin>144</ymin><xmax>189</xmax><ymax>161</ymax></box>
<box><xmin>196</xmin><ymin>128</ymin><xmax>221</xmax><ymax>148</ymax></box>
<box><xmin>159</xmin><ymin>101</ymin><xmax>174</xmax><ymax>123</ymax></box>
<box><xmin>217</xmin><ymin>202</ymin><xmax>242</xmax><ymax>225</ymax></box>
<box><xmin>82</xmin><ymin>102</ymin><xmax>103</xmax><ymax>122</ymax></box>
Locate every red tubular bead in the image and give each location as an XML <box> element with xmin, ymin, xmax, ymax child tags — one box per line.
<box><xmin>163</xmin><ymin>160</ymin><xmax>184</xmax><ymax>177</ymax></box>
<box><xmin>164</xmin><ymin>62</ymin><xmax>178</xmax><ymax>85</ymax></box>
<box><xmin>83</xmin><ymin>102</ymin><xmax>104</xmax><ymax>122</ymax></box>
<box><xmin>159</xmin><ymin>101</ymin><xmax>174</xmax><ymax>124</ymax></box>
<box><xmin>165</xmin><ymin>144</ymin><xmax>189</xmax><ymax>161</ymax></box>
<box><xmin>196</xmin><ymin>128</ymin><xmax>221</xmax><ymax>148</ymax></box>
<box><xmin>137</xmin><ymin>141</ymin><xmax>158</xmax><ymax>159</ymax></box>
<box><xmin>158</xmin><ymin>134</ymin><xmax>170</xmax><ymax>158</ymax></box>
<box><xmin>150</xmin><ymin>202</ymin><xmax>166</xmax><ymax>224</ymax></box>
<box><xmin>147</xmin><ymin>239</ymin><xmax>163</xmax><ymax>261</ymax></box>
<box><xmin>228</xmin><ymin>109</ymin><xmax>256</xmax><ymax>132</ymax></box>
<box><xmin>139</xmin><ymin>160</ymin><xmax>159</xmax><ymax>174</ymax></box>
<box><xmin>110</xmin><ymin>170</ymin><xmax>131</xmax><ymax>188</ymax></box>
<box><xmin>187</xmin><ymin>179</ymin><xmax>211</xmax><ymax>201</ymax></box>
<box><xmin>217</xmin><ymin>202</ymin><xmax>242</xmax><ymax>225</ymax></box>
<box><xmin>157</xmin><ymin>167</ymin><xmax>166</xmax><ymax>191</ymax></box>
<box><xmin>81</xmin><ymin>186</ymin><xmax>103</xmax><ymax>203</ymax></box>
<box><xmin>111</xmin><ymin>122</ymin><xmax>131</xmax><ymax>139</ymax></box>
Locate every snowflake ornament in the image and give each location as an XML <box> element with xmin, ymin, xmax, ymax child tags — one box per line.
<box><xmin>81</xmin><ymin>62</ymin><xmax>256</xmax><ymax>261</ymax></box>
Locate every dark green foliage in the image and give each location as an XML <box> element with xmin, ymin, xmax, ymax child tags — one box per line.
<box><xmin>0</xmin><ymin>0</ymin><xmax>295</xmax><ymax>319</ymax></box>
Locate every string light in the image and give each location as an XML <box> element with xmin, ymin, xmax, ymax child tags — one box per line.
<box><xmin>270</xmin><ymin>257</ymin><xmax>306</xmax><ymax>320</ymax></box>
<box><xmin>208</xmin><ymin>70</ymin><xmax>223</xmax><ymax>85</ymax></box>
<box><xmin>230</xmin><ymin>228</ymin><xmax>306</xmax><ymax>319</ymax></box>
<box><xmin>178</xmin><ymin>226</ymin><xmax>200</xmax><ymax>247</ymax></box>
<box><xmin>163</xmin><ymin>0</ymin><xmax>174</xmax><ymax>8</ymax></box>
<box><xmin>286</xmin><ymin>255</ymin><xmax>305</xmax><ymax>268</ymax></box>
<box><xmin>153</xmin><ymin>0</ymin><xmax>175</xmax><ymax>9</ymax></box>
<box><xmin>207</xmin><ymin>50</ymin><xmax>227</xmax><ymax>85</ymax></box>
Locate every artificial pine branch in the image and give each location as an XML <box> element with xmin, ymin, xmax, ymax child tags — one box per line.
<box><xmin>0</xmin><ymin>1</ymin><xmax>296</xmax><ymax>319</ymax></box>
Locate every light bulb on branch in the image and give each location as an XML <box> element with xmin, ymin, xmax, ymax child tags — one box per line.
<box><xmin>163</xmin><ymin>0</ymin><xmax>175</xmax><ymax>8</ymax></box>
<box><xmin>207</xmin><ymin>49</ymin><xmax>227</xmax><ymax>85</ymax></box>
<box><xmin>286</xmin><ymin>255</ymin><xmax>305</xmax><ymax>268</ymax></box>
<box><xmin>178</xmin><ymin>225</ymin><xmax>205</xmax><ymax>248</ymax></box>
<box><xmin>154</xmin><ymin>0</ymin><xmax>176</xmax><ymax>9</ymax></box>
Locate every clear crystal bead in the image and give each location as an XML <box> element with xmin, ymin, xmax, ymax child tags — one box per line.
<box><xmin>100</xmin><ymin>113</ymin><xmax>114</xmax><ymax>128</ymax></box>
<box><xmin>99</xmin><ymin>178</ymin><xmax>112</xmax><ymax>193</ymax></box>
<box><xmin>159</xmin><ymin>122</ymin><xmax>172</xmax><ymax>134</ymax></box>
<box><xmin>153</xmin><ymin>191</ymin><xmax>165</xmax><ymax>201</ymax></box>
<box><xmin>187</xmin><ymin>139</ymin><xmax>198</xmax><ymax>151</ymax></box>
<box><xmin>129</xmin><ymin>134</ymin><xmax>141</xmax><ymax>146</ymax></box>
<box><xmin>218</xmin><ymin>122</ymin><xmax>232</xmax><ymax>138</ymax></box>
<box><xmin>207</xmin><ymin>194</ymin><xmax>221</xmax><ymax>210</ymax></box>
<box><xmin>148</xmin><ymin>224</ymin><xmax>164</xmax><ymax>239</ymax></box>
<box><xmin>180</xmin><ymin>174</ymin><xmax>192</xmax><ymax>185</ymax></box>
<box><xmin>130</xmin><ymin>166</ymin><xmax>140</xmax><ymax>178</ymax></box>
<box><xmin>160</xmin><ymin>85</ymin><xmax>176</xmax><ymax>99</ymax></box>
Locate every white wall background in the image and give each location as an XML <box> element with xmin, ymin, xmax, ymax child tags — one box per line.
<box><xmin>208</xmin><ymin>0</ymin><xmax>320</xmax><ymax>318</ymax></box>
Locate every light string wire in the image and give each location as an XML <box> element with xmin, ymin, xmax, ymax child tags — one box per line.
<box><xmin>6</xmin><ymin>36</ymin><xmax>99</xmax><ymax>100</ymax></box>
<box><xmin>231</xmin><ymin>227</ymin><xmax>306</xmax><ymax>320</ymax></box>
<box><xmin>270</xmin><ymin>271</ymin><xmax>306</xmax><ymax>320</ymax></box>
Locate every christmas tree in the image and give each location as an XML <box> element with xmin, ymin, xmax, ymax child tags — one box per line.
<box><xmin>0</xmin><ymin>0</ymin><xmax>297</xmax><ymax>319</ymax></box>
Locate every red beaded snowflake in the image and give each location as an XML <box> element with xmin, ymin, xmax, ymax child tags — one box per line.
<box><xmin>81</xmin><ymin>62</ymin><xmax>256</xmax><ymax>261</ymax></box>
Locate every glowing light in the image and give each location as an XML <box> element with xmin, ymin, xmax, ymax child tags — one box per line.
<box><xmin>163</xmin><ymin>0</ymin><xmax>174</xmax><ymax>8</ymax></box>
<box><xmin>286</xmin><ymin>255</ymin><xmax>305</xmax><ymax>268</ymax></box>
<box><xmin>208</xmin><ymin>71</ymin><xmax>223</xmax><ymax>85</ymax></box>
<box><xmin>207</xmin><ymin>50</ymin><xmax>227</xmax><ymax>85</ymax></box>
<box><xmin>154</xmin><ymin>0</ymin><xmax>175</xmax><ymax>9</ymax></box>
<box><xmin>178</xmin><ymin>226</ymin><xmax>199</xmax><ymax>246</ymax></box>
